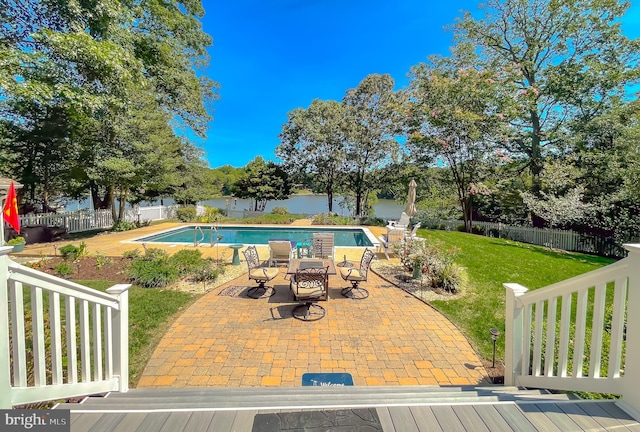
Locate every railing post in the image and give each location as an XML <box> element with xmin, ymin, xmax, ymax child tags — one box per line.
<box><xmin>107</xmin><ymin>284</ymin><xmax>131</xmax><ymax>393</ymax></box>
<box><xmin>504</xmin><ymin>282</ymin><xmax>529</xmax><ymax>386</ymax></box>
<box><xmin>0</xmin><ymin>247</ymin><xmax>13</xmax><ymax>408</ymax></box>
<box><xmin>622</xmin><ymin>244</ymin><xmax>640</xmax><ymax>412</ymax></box>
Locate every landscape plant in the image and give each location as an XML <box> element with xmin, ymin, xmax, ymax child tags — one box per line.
<box><xmin>54</xmin><ymin>262</ymin><xmax>73</xmax><ymax>277</ymax></box>
<box><xmin>176</xmin><ymin>207</ymin><xmax>197</xmax><ymax>222</ymax></box>
<box><xmin>127</xmin><ymin>247</ymin><xmax>223</xmax><ymax>288</ymax></box>
<box><xmin>6</xmin><ymin>236</ymin><xmax>25</xmax><ymax>245</ymax></box>
<box><xmin>58</xmin><ymin>242</ymin><xmax>88</xmax><ymax>261</ymax></box>
<box><xmin>394</xmin><ymin>238</ymin><xmax>466</xmax><ymax>293</ymax></box>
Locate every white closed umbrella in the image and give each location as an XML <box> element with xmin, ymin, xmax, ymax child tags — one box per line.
<box><xmin>405</xmin><ymin>179</ymin><xmax>417</xmax><ymax>217</ymax></box>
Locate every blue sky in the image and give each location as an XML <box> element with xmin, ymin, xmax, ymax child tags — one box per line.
<box><xmin>199</xmin><ymin>1</ymin><xmax>640</xmax><ymax>169</ymax></box>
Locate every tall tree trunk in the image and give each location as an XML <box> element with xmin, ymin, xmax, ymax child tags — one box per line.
<box><xmin>118</xmin><ymin>189</ymin><xmax>128</xmax><ymax>222</ymax></box>
<box><xmin>326</xmin><ymin>183</ymin><xmax>333</xmax><ymax>213</ymax></box>
<box><xmin>530</xmin><ymin>109</ymin><xmax>543</xmax><ymax>194</ymax></box>
<box><xmin>109</xmin><ymin>185</ymin><xmax>117</xmax><ymax>222</ymax></box>
<box><xmin>462</xmin><ymin>196</ymin><xmax>473</xmax><ymax>233</ymax></box>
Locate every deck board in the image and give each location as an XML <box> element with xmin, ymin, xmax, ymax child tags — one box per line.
<box><xmin>387</xmin><ymin>406</ymin><xmax>420</xmax><ymax>431</ymax></box>
<box><xmin>61</xmin><ymin>400</ymin><xmax>640</xmax><ymax>431</ymax></box>
<box><xmin>109</xmin><ymin>413</ymin><xmax>148</xmax><ymax>432</ymax></box>
<box><xmin>558</xmin><ymin>402</ymin><xmax>623</xmax><ymax>430</ymax></box>
<box><xmin>134</xmin><ymin>412</ymin><xmax>170</xmax><ymax>432</ymax></box>
<box><xmin>431</xmin><ymin>405</ymin><xmax>466</xmax><ymax>432</ymax></box>
<box><xmin>572</xmin><ymin>402</ymin><xmax>635</xmax><ymax>430</ymax></box>
<box><xmin>375</xmin><ymin>407</ymin><xmax>396</xmax><ymax>431</ymax></box>
<box><xmin>158</xmin><ymin>412</ymin><xmax>192</xmax><ymax>432</ymax></box>
<box><xmin>182</xmin><ymin>412</ymin><xmax>215</xmax><ymax>431</ymax></box>
<box><xmin>517</xmin><ymin>403</ymin><xmax>562</xmax><ymax>431</ymax></box>
<box><xmin>207</xmin><ymin>411</ymin><xmax>238</xmax><ymax>432</ymax></box>
<box><xmin>598</xmin><ymin>403</ymin><xmax>640</xmax><ymax>431</ymax></box>
<box><xmin>408</xmin><ymin>406</ymin><xmax>444</xmax><ymax>432</ymax></box>
<box><xmin>494</xmin><ymin>404</ymin><xmax>538</xmax><ymax>432</ymax></box>
<box><xmin>70</xmin><ymin>413</ymin><xmax>103</xmax><ymax>431</ymax></box>
<box><xmin>451</xmin><ymin>404</ymin><xmax>491</xmax><ymax>432</ymax></box>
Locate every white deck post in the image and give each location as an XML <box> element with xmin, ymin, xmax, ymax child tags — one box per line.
<box><xmin>0</xmin><ymin>247</ymin><xmax>12</xmax><ymax>408</ymax></box>
<box><xmin>504</xmin><ymin>283</ymin><xmax>529</xmax><ymax>386</ymax></box>
<box><xmin>107</xmin><ymin>284</ymin><xmax>131</xmax><ymax>393</ymax></box>
<box><xmin>622</xmin><ymin>244</ymin><xmax>640</xmax><ymax>412</ymax></box>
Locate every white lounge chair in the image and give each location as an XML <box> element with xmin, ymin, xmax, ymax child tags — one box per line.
<box><xmin>268</xmin><ymin>240</ymin><xmax>295</xmax><ymax>266</ymax></box>
<box><xmin>406</xmin><ymin>223</ymin><xmax>422</xmax><ymax>240</ymax></box>
<box><xmin>387</xmin><ymin>212</ymin><xmax>411</xmax><ymax>230</ymax></box>
<box><xmin>378</xmin><ymin>227</ymin><xmax>405</xmax><ymax>260</ymax></box>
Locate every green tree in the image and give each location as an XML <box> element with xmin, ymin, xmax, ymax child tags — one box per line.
<box><xmin>277</xmin><ymin>99</ymin><xmax>346</xmax><ymax>213</ymax></box>
<box><xmin>407</xmin><ymin>49</ymin><xmax>511</xmax><ymax>232</ymax></box>
<box><xmin>231</xmin><ymin>157</ymin><xmax>292</xmax><ymax>211</ymax></box>
<box><xmin>455</xmin><ymin>0</ymin><xmax>640</xmax><ymax>193</ymax></box>
<box><xmin>0</xmin><ymin>0</ymin><xmax>218</xmax><ymax>210</ymax></box>
<box><xmin>342</xmin><ymin>74</ymin><xmax>402</xmax><ymax>217</ymax></box>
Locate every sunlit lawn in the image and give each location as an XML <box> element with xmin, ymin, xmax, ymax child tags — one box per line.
<box><xmin>420</xmin><ymin>230</ymin><xmax>615</xmax><ymax>361</ymax></box>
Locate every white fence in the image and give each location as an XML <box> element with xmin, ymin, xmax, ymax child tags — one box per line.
<box><xmin>504</xmin><ymin>244</ymin><xmax>640</xmax><ymax>412</ymax></box>
<box><xmin>422</xmin><ymin>219</ymin><xmax>625</xmax><ymax>257</ymax></box>
<box><xmin>18</xmin><ymin>205</ymin><xmax>178</xmax><ymax>234</ymax></box>
<box><xmin>0</xmin><ymin>247</ymin><xmax>130</xmax><ymax>408</ymax></box>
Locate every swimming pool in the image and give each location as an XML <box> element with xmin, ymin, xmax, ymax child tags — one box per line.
<box><xmin>131</xmin><ymin>225</ymin><xmax>376</xmax><ymax>247</ymax></box>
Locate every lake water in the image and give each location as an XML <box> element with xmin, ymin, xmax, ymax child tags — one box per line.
<box><xmin>201</xmin><ymin>195</ymin><xmax>405</xmax><ymax>220</ymax></box>
<box><xmin>68</xmin><ymin>195</ymin><xmax>405</xmax><ymax>220</ymax></box>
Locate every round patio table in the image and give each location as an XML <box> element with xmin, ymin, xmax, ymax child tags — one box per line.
<box><xmin>228</xmin><ymin>244</ymin><xmax>244</xmax><ymax>265</ymax></box>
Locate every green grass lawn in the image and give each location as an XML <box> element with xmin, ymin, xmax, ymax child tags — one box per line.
<box><xmin>77</xmin><ymin>281</ymin><xmax>201</xmax><ymax>387</ymax></box>
<box><xmin>420</xmin><ymin>229</ymin><xmax>615</xmax><ymax>362</ymax></box>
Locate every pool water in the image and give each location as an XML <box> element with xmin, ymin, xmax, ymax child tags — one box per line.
<box><xmin>133</xmin><ymin>225</ymin><xmax>375</xmax><ymax>247</ymax></box>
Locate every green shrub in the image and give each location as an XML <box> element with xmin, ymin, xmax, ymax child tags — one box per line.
<box><xmin>128</xmin><ymin>258</ymin><xmax>179</xmax><ymax>288</ymax></box>
<box><xmin>142</xmin><ymin>247</ymin><xmax>169</xmax><ymax>261</ymax></box>
<box><xmin>170</xmin><ymin>249</ymin><xmax>204</xmax><ymax>275</ymax></box>
<box><xmin>271</xmin><ymin>206</ymin><xmax>289</xmax><ymax>215</ymax></box>
<box><xmin>59</xmin><ymin>244</ymin><xmax>80</xmax><ymax>260</ymax></box>
<box><xmin>311</xmin><ymin>213</ymin><xmax>356</xmax><ymax>225</ymax></box>
<box><xmin>122</xmin><ymin>249</ymin><xmax>141</xmax><ymax>259</ymax></box>
<box><xmin>241</xmin><ymin>213</ymin><xmax>303</xmax><ymax>224</ymax></box>
<box><xmin>200</xmin><ymin>206</ymin><xmax>226</xmax><ymax>222</ymax></box>
<box><xmin>176</xmin><ymin>207</ymin><xmax>197</xmax><ymax>222</ymax></box>
<box><xmin>358</xmin><ymin>216</ymin><xmax>385</xmax><ymax>226</ymax></box>
<box><xmin>428</xmin><ymin>261</ymin><xmax>468</xmax><ymax>294</ymax></box>
<box><xmin>7</xmin><ymin>236</ymin><xmax>25</xmax><ymax>245</ymax></box>
<box><xmin>112</xmin><ymin>221</ymin><xmax>138</xmax><ymax>232</ymax></box>
<box><xmin>190</xmin><ymin>261</ymin><xmax>222</xmax><ymax>282</ymax></box>
<box><xmin>54</xmin><ymin>262</ymin><xmax>73</xmax><ymax>276</ymax></box>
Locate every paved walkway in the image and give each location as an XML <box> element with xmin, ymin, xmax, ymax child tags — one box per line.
<box><xmin>139</xmin><ymin>268</ymin><xmax>488</xmax><ymax>388</ymax></box>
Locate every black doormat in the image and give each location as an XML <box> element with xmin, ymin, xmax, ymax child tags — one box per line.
<box><xmin>252</xmin><ymin>408</ymin><xmax>382</xmax><ymax>431</ymax></box>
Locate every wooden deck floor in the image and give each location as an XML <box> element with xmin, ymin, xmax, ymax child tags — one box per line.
<box><xmin>67</xmin><ymin>401</ymin><xmax>640</xmax><ymax>431</ymax></box>
<box><xmin>59</xmin><ymin>386</ymin><xmax>640</xmax><ymax>431</ymax></box>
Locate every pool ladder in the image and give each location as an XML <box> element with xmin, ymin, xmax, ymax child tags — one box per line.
<box><xmin>193</xmin><ymin>226</ymin><xmax>223</xmax><ymax>248</ymax></box>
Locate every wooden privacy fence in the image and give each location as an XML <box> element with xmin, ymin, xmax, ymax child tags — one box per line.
<box><xmin>422</xmin><ymin>219</ymin><xmax>627</xmax><ymax>258</ymax></box>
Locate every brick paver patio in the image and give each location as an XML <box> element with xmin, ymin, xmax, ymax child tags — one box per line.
<box><xmin>139</xmin><ymin>268</ymin><xmax>488</xmax><ymax>388</ymax></box>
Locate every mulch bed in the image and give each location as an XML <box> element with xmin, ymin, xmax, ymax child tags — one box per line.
<box><xmin>28</xmin><ymin>256</ymin><xmax>132</xmax><ymax>283</ymax></box>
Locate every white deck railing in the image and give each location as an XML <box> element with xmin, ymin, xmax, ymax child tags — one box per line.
<box><xmin>0</xmin><ymin>247</ymin><xmax>130</xmax><ymax>408</ymax></box>
<box><xmin>505</xmin><ymin>243</ymin><xmax>640</xmax><ymax>411</ymax></box>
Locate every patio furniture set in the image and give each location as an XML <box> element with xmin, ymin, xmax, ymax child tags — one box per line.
<box><xmin>241</xmin><ymin>233</ymin><xmax>376</xmax><ymax>322</ymax></box>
